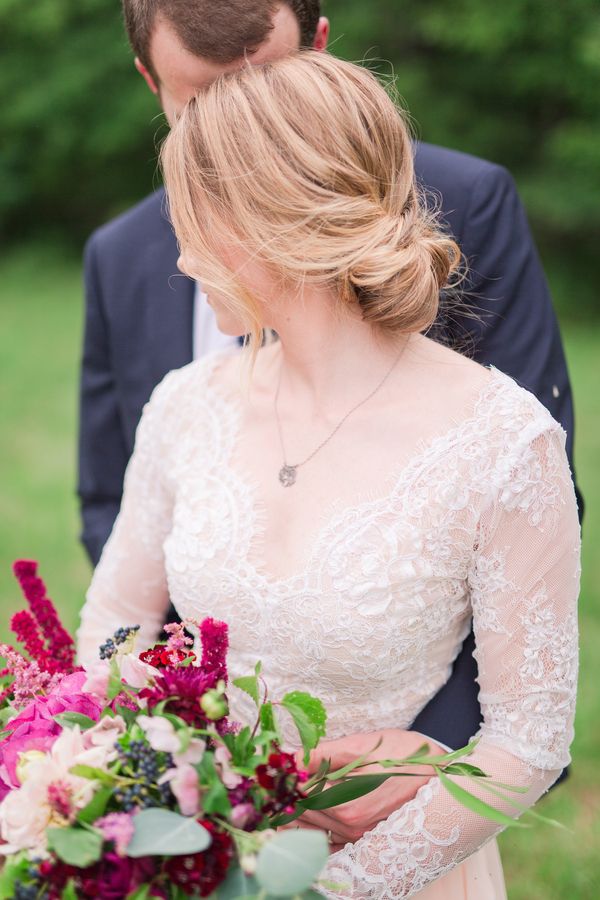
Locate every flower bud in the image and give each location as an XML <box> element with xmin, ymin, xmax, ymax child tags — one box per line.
<box><xmin>240</xmin><ymin>853</ymin><xmax>257</xmax><ymax>875</ymax></box>
<box><xmin>200</xmin><ymin>689</ymin><xmax>228</xmax><ymax>720</ymax></box>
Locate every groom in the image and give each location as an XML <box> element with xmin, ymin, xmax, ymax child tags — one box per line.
<box><xmin>79</xmin><ymin>0</ymin><xmax>578</xmax><ymax>846</ymax></box>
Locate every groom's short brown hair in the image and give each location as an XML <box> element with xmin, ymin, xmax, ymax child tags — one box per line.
<box><xmin>123</xmin><ymin>1</ymin><xmax>321</xmax><ymax>76</ymax></box>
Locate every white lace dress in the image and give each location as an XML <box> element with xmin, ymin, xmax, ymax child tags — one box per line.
<box><xmin>78</xmin><ymin>354</ymin><xmax>580</xmax><ymax>899</ymax></box>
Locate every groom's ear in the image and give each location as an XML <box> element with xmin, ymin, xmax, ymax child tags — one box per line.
<box><xmin>312</xmin><ymin>17</ymin><xmax>330</xmax><ymax>51</ymax></box>
<box><xmin>134</xmin><ymin>57</ymin><xmax>159</xmax><ymax>95</ymax></box>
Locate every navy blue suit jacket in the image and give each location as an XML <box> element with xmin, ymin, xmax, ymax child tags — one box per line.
<box><xmin>79</xmin><ymin>141</ymin><xmax>579</xmax><ymax>751</ymax></box>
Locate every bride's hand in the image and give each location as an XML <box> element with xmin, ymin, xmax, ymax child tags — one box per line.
<box><xmin>294</xmin><ymin>729</ymin><xmax>443</xmax><ymax>851</ymax></box>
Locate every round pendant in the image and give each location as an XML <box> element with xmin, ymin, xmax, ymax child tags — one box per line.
<box><xmin>279</xmin><ymin>465</ymin><xmax>297</xmax><ymax>487</ymax></box>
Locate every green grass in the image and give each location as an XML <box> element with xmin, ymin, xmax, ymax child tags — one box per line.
<box><xmin>1</xmin><ymin>247</ymin><xmax>599</xmax><ymax>895</ymax></box>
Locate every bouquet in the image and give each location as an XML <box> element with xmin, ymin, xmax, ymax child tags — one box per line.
<box><xmin>0</xmin><ymin>562</ymin><xmax>530</xmax><ymax>899</ymax></box>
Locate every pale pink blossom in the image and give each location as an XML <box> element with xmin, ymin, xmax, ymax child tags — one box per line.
<box><xmin>137</xmin><ymin>715</ymin><xmax>204</xmax><ymax>765</ymax></box>
<box><xmin>119</xmin><ymin>653</ymin><xmax>160</xmax><ymax>689</ymax></box>
<box><xmin>95</xmin><ymin>812</ymin><xmax>135</xmax><ymax>856</ymax></box>
<box><xmin>0</xmin><ymin>726</ymin><xmax>116</xmax><ymax>854</ymax></box>
<box><xmin>163</xmin><ymin>763</ymin><xmax>200</xmax><ymax>816</ymax></box>
<box><xmin>84</xmin><ymin>715</ymin><xmax>126</xmax><ymax>750</ymax></box>
<box><xmin>82</xmin><ymin>660</ymin><xmax>111</xmax><ymax>697</ymax></box>
<box><xmin>214</xmin><ymin>744</ymin><xmax>242</xmax><ymax>789</ymax></box>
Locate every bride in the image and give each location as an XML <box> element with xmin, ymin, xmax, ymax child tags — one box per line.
<box><xmin>77</xmin><ymin>52</ymin><xmax>580</xmax><ymax>898</ymax></box>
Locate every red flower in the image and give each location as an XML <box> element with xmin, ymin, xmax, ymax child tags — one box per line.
<box><xmin>140</xmin><ymin>644</ymin><xmax>196</xmax><ymax>668</ymax></box>
<box><xmin>164</xmin><ymin>820</ymin><xmax>233</xmax><ymax>896</ymax></box>
<box><xmin>256</xmin><ymin>750</ymin><xmax>307</xmax><ymax>815</ymax></box>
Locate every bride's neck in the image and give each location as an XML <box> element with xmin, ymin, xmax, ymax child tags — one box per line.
<box><xmin>264</xmin><ymin>284</ymin><xmax>409</xmax><ymax>412</ymax></box>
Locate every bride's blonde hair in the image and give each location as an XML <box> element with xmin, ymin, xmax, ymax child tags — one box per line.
<box><xmin>161</xmin><ymin>51</ymin><xmax>461</xmax><ymax>350</ymax></box>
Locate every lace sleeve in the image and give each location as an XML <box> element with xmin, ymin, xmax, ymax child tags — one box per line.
<box><xmin>323</xmin><ymin>424</ymin><xmax>580</xmax><ymax>898</ymax></box>
<box><xmin>77</xmin><ymin>372</ymin><xmax>179</xmax><ymax>666</ymax></box>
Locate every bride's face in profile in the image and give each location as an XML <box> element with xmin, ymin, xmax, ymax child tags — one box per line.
<box><xmin>178</xmin><ymin>242</ymin><xmax>283</xmax><ymax>337</ymax></box>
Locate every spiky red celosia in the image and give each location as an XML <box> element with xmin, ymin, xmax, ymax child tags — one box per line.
<box><xmin>11</xmin><ymin>560</ymin><xmax>77</xmax><ymax>674</ymax></box>
<box><xmin>199</xmin><ymin>618</ymin><xmax>228</xmax><ymax>685</ymax></box>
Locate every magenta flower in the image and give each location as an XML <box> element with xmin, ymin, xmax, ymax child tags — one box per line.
<box><xmin>199</xmin><ymin>618</ymin><xmax>228</xmax><ymax>685</ymax></box>
<box><xmin>0</xmin><ymin>671</ymin><xmax>103</xmax><ymax>788</ymax></box>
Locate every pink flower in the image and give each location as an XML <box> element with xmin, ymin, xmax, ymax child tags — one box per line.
<box><xmin>82</xmin><ymin>660</ymin><xmax>111</xmax><ymax>697</ymax></box>
<box><xmin>0</xmin><ymin>672</ymin><xmax>103</xmax><ymax>788</ymax></box>
<box><xmin>214</xmin><ymin>745</ymin><xmax>242</xmax><ymax>789</ymax></box>
<box><xmin>95</xmin><ymin>813</ymin><xmax>135</xmax><ymax>856</ymax></box>
<box><xmin>119</xmin><ymin>653</ymin><xmax>160</xmax><ymax>689</ymax></box>
<box><xmin>84</xmin><ymin>715</ymin><xmax>126</xmax><ymax>750</ymax></box>
<box><xmin>163</xmin><ymin>763</ymin><xmax>200</xmax><ymax>817</ymax></box>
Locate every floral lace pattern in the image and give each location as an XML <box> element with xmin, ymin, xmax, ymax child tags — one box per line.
<box><xmin>78</xmin><ymin>355</ymin><xmax>580</xmax><ymax>898</ymax></box>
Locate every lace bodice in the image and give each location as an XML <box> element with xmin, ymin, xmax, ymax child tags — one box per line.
<box><xmin>78</xmin><ymin>353</ymin><xmax>580</xmax><ymax>898</ymax></box>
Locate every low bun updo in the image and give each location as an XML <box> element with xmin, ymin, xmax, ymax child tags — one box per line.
<box><xmin>161</xmin><ymin>51</ymin><xmax>462</xmax><ymax>346</ymax></box>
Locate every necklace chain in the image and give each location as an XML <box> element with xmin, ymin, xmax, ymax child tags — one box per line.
<box><xmin>274</xmin><ymin>341</ymin><xmax>407</xmax><ymax>487</ymax></box>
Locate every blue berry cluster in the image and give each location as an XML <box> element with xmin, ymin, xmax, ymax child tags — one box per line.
<box><xmin>14</xmin><ymin>862</ymin><xmax>49</xmax><ymax>899</ymax></box>
<box><xmin>98</xmin><ymin>624</ymin><xmax>141</xmax><ymax>660</ymax></box>
<box><xmin>114</xmin><ymin>740</ymin><xmax>174</xmax><ymax>811</ymax></box>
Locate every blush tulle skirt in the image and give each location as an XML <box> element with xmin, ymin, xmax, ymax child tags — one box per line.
<box><xmin>414</xmin><ymin>841</ymin><xmax>507</xmax><ymax>899</ymax></box>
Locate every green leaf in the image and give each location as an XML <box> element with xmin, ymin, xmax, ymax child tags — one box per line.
<box><xmin>436</xmin><ymin>770</ymin><xmax>528</xmax><ymax>827</ymax></box>
<box><xmin>234</xmin><ymin>675</ymin><xmax>260</xmax><ymax>707</ymax></box>
<box><xmin>0</xmin><ymin>853</ymin><xmax>29</xmax><ymax>900</ymax></box>
<box><xmin>443</xmin><ymin>763</ymin><xmax>488</xmax><ymax>778</ymax></box>
<box><xmin>125</xmin><ymin>886</ymin><xmax>152</xmax><ymax>900</ymax></box>
<box><xmin>198</xmin><ymin>752</ymin><xmax>232</xmax><ymax>816</ymax></box>
<box><xmin>259</xmin><ymin>701</ymin><xmax>278</xmax><ymax>737</ymax></box>
<box><xmin>76</xmin><ymin>785</ymin><xmax>114</xmax><ymax>825</ymax></box>
<box><xmin>254</xmin><ymin>660</ymin><xmax>262</xmax><ymax>676</ymax></box>
<box><xmin>230</xmin><ymin>725</ymin><xmax>253</xmax><ymax>767</ymax></box>
<box><xmin>301</xmin><ymin>774</ymin><xmax>393</xmax><ymax>810</ymax></box>
<box><xmin>326</xmin><ymin>739</ymin><xmax>383</xmax><ymax>780</ymax></box>
<box><xmin>54</xmin><ymin>712</ymin><xmax>98</xmax><ymax>730</ymax></box>
<box><xmin>0</xmin><ymin>728</ymin><xmax>12</xmax><ymax>742</ymax></box>
<box><xmin>214</xmin><ymin>866</ymin><xmax>262</xmax><ymax>899</ymax></box>
<box><xmin>61</xmin><ymin>881</ymin><xmax>78</xmax><ymax>900</ymax></box>
<box><xmin>69</xmin><ymin>764</ymin><xmax>115</xmax><ymax>785</ymax></box>
<box><xmin>255</xmin><ymin>830</ymin><xmax>328</xmax><ymax>896</ymax></box>
<box><xmin>107</xmin><ymin>655</ymin><xmax>123</xmax><ymax>701</ymax></box>
<box><xmin>126</xmin><ymin>809</ymin><xmax>212</xmax><ymax>857</ymax></box>
<box><xmin>47</xmin><ymin>826</ymin><xmax>104</xmax><ymax>867</ymax></box>
<box><xmin>281</xmin><ymin>693</ymin><xmax>326</xmax><ymax>764</ymax></box>
<box><xmin>115</xmin><ymin>704</ymin><xmax>138</xmax><ymax>728</ymax></box>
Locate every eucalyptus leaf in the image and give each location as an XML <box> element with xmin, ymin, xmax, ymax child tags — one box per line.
<box><xmin>215</xmin><ymin>866</ymin><xmax>262</xmax><ymax>899</ymax></box>
<box><xmin>234</xmin><ymin>675</ymin><xmax>260</xmax><ymax>707</ymax></box>
<box><xmin>47</xmin><ymin>826</ymin><xmax>104</xmax><ymax>867</ymax></box>
<box><xmin>255</xmin><ymin>830</ymin><xmax>328</xmax><ymax>896</ymax></box>
<box><xmin>54</xmin><ymin>712</ymin><xmax>97</xmax><ymax>730</ymax></box>
<box><xmin>437</xmin><ymin>770</ymin><xmax>527</xmax><ymax>828</ymax></box>
<box><xmin>126</xmin><ymin>809</ymin><xmax>212</xmax><ymax>857</ymax></box>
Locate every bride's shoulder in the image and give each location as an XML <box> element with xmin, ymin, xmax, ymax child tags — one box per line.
<box><xmin>144</xmin><ymin>350</ymin><xmax>240</xmax><ymax>422</ymax></box>
<box><xmin>413</xmin><ymin>336</ymin><xmax>561</xmax><ymax>436</ymax></box>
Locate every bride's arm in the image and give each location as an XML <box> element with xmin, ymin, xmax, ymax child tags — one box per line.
<box><xmin>77</xmin><ymin>372</ymin><xmax>180</xmax><ymax>666</ymax></box>
<box><xmin>322</xmin><ymin>424</ymin><xmax>580</xmax><ymax>898</ymax></box>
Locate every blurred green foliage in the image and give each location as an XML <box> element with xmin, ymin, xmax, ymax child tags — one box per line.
<box><xmin>1</xmin><ymin>0</ymin><xmax>599</xmax><ymax>315</ymax></box>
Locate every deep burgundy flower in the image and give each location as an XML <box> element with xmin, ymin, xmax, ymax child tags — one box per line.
<box><xmin>164</xmin><ymin>820</ymin><xmax>233</xmax><ymax>896</ymax></box>
<box><xmin>139</xmin><ymin>667</ymin><xmax>218</xmax><ymax>728</ymax></box>
<box><xmin>256</xmin><ymin>750</ymin><xmax>307</xmax><ymax>816</ymax></box>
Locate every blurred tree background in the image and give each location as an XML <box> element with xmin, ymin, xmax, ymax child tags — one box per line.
<box><xmin>1</xmin><ymin>0</ymin><xmax>599</xmax><ymax>316</ymax></box>
<box><xmin>1</xmin><ymin>3</ymin><xmax>599</xmax><ymax>897</ymax></box>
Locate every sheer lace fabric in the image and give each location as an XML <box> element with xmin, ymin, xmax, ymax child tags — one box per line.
<box><xmin>78</xmin><ymin>355</ymin><xmax>580</xmax><ymax>898</ymax></box>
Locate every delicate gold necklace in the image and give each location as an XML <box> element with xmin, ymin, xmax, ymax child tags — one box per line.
<box><xmin>274</xmin><ymin>342</ymin><xmax>406</xmax><ymax>487</ymax></box>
